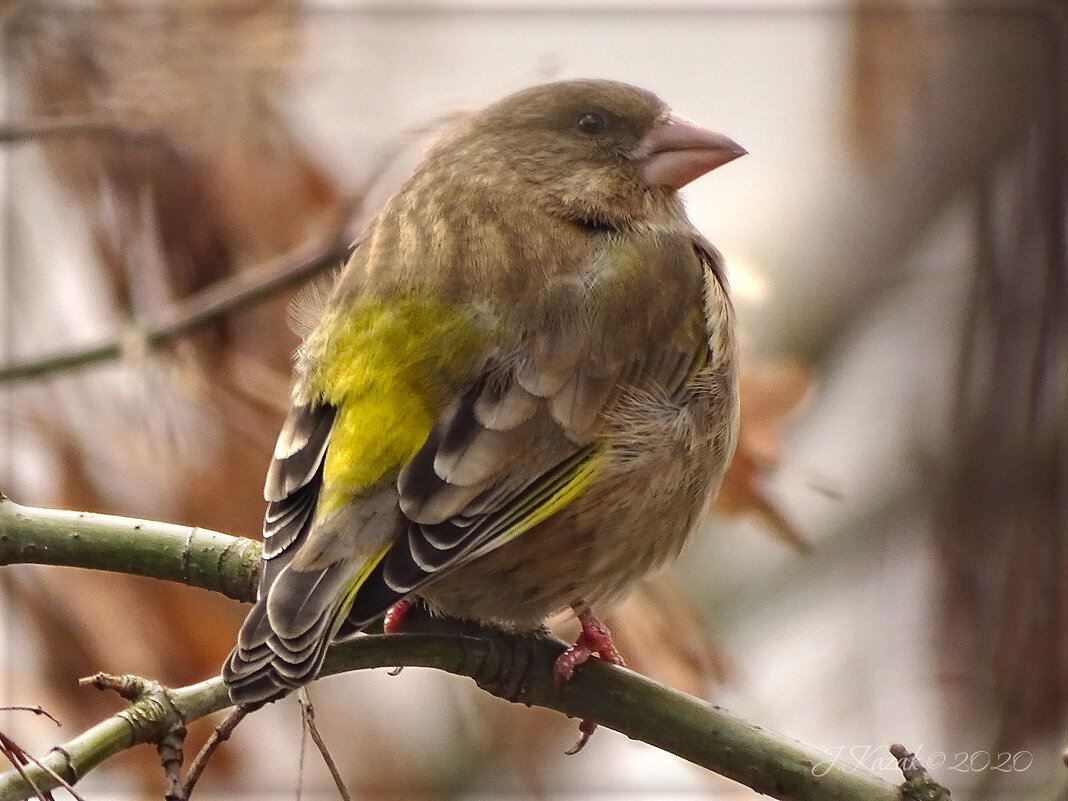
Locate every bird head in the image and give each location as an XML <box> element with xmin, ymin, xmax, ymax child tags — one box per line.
<box><xmin>432</xmin><ymin>79</ymin><xmax>746</xmax><ymax>231</ymax></box>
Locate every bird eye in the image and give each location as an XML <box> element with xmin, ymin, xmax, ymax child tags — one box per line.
<box><xmin>576</xmin><ymin>112</ymin><xmax>608</xmax><ymax>135</ymax></box>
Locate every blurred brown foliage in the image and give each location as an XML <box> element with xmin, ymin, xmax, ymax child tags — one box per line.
<box><xmin>5</xmin><ymin>4</ymin><xmax>344</xmax><ymax>786</ymax></box>
<box><xmin>849</xmin><ymin>0</ymin><xmax>1068</xmax><ymax>759</ymax></box>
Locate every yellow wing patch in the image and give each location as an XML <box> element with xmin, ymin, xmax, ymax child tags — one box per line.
<box><xmin>310</xmin><ymin>295</ymin><xmax>499</xmax><ymax>516</ymax></box>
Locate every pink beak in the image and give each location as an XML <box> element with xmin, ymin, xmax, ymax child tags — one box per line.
<box><xmin>633</xmin><ymin>112</ymin><xmax>746</xmax><ymax>190</ymax></box>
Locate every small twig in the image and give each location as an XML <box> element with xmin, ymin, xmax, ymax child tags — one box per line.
<box><xmin>0</xmin><ymin>708</ymin><xmax>63</xmax><ymax>800</ymax></box>
<box><xmin>0</xmin><ymin>734</ymin><xmax>50</xmax><ymax>801</ymax></box>
<box><xmin>178</xmin><ymin>707</ymin><xmax>247</xmax><ymax>801</ymax></box>
<box><xmin>890</xmin><ymin>743</ymin><xmax>953</xmax><ymax>801</ymax></box>
<box><xmin>0</xmin><ymin>106</ymin><xmax>448</xmax><ymax>389</ymax></box>
<box><xmin>0</xmin><ymin>116</ymin><xmax>157</xmax><ymax>146</ymax></box>
<box><xmin>296</xmin><ymin>699</ymin><xmax>307</xmax><ymax>801</ymax></box>
<box><xmin>78</xmin><ymin>672</ymin><xmax>155</xmax><ymax>703</ymax></box>
<box><xmin>0</xmin><ymin>730</ymin><xmax>86</xmax><ymax>801</ymax></box>
<box><xmin>890</xmin><ymin>743</ymin><xmax>925</xmax><ymax>782</ymax></box>
<box><xmin>0</xmin><ymin>710</ymin><xmax>58</xmax><ymax>728</ymax></box>
<box><xmin>298</xmin><ymin>692</ymin><xmax>351</xmax><ymax>801</ymax></box>
<box><xmin>158</xmin><ymin>726</ymin><xmax>186</xmax><ymax>801</ymax></box>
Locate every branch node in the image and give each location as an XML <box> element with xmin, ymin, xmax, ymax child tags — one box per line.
<box><xmin>117</xmin><ymin>696</ymin><xmax>171</xmax><ymax>737</ymax></box>
<box><xmin>47</xmin><ymin>746</ymin><xmax>76</xmax><ymax>782</ymax></box>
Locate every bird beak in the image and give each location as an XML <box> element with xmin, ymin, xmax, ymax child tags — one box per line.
<box><xmin>633</xmin><ymin>112</ymin><xmax>747</xmax><ymax>190</ymax></box>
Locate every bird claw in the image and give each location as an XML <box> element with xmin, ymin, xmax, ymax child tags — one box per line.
<box><xmin>565</xmin><ymin>719</ymin><xmax>599</xmax><ymax>755</ymax></box>
<box><xmin>552</xmin><ymin>609</ymin><xmax>626</xmax><ymax>754</ymax></box>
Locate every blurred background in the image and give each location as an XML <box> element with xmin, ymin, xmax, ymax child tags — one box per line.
<box><xmin>0</xmin><ymin>1</ymin><xmax>1064</xmax><ymax>799</ymax></box>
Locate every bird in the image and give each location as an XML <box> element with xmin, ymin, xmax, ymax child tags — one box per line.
<box><xmin>223</xmin><ymin>78</ymin><xmax>744</xmax><ymax>751</ymax></box>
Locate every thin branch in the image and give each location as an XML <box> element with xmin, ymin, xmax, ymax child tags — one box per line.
<box><xmin>157</xmin><ymin>725</ymin><xmax>185</xmax><ymax>801</ymax></box>
<box><xmin>178</xmin><ymin>708</ymin><xmax>246</xmax><ymax>801</ymax></box>
<box><xmin>298</xmin><ymin>693</ymin><xmax>351</xmax><ymax>801</ymax></box>
<box><xmin>0</xmin><ymin>734</ymin><xmax>51</xmax><ymax>801</ymax></box>
<box><xmin>0</xmin><ymin>672</ymin><xmax>220</xmax><ymax>801</ymax></box>
<box><xmin>0</xmin><ymin>116</ymin><xmax>158</xmax><ymax>145</ymax></box>
<box><xmin>0</xmin><ymin>494</ymin><xmax>913</xmax><ymax>801</ymax></box>
<box><xmin>0</xmin><ymin>708</ymin><xmax>62</xmax><ymax>801</ymax></box>
<box><xmin>0</xmin><ymin>109</ymin><xmax>432</xmax><ymax>388</ymax></box>
<box><xmin>0</xmin><ymin>730</ymin><xmax>85</xmax><ymax>801</ymax></box>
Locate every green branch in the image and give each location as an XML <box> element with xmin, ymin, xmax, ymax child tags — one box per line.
<box><xmin>0</xmin><ymin>493</ymin><xmax>260</xmax><ymax>602</ymax></box>
<box><xmin>0</xmin><ymin>494</ymin><xmax>915</xmax><ymax>801</ymax></box>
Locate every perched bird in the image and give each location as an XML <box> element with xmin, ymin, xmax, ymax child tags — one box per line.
<box><xmin>224</xmin><ymin>79</ymin><xmax>744</xmax><ymax>749</ymax></box>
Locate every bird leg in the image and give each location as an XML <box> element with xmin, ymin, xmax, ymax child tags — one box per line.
<box><xmin>382</xmin><ymin>599</ymin><xmax>416</xmax><ymax>676</ymax></box>
<box><xmin>553</xmin><ymin>607</ymin><xmax>626</xmax><ymax>754</ymax></box>
<box><xmin>553</xmin><ymin>608</ymin><xmax>625</xmax><ymax>686</ymax></box>
<box><xmin>383</xmin><ymin>598</ymin><xmax>414</xmax><ymax>633</ymax></box>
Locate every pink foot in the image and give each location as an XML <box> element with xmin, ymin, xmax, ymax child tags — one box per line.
<box><xmin>384</xmin><ymin>599</ymin><xmax>415</xmax><ymax>676</ymax></box>
<box><xmin>383</xmin><ymin>598</ymin><xmax>413</xmax><ymax>634</ymax></box>
<box><xmin>552</xmin><ymin>608</ymin><xmax>626</xmax><ymax>754</ymax></box>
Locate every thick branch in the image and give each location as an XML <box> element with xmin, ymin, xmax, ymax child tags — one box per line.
<box><xmin>0</xmin><ymin>493</ymin><xmax>259</xmax><ymax>602</ymax></box>
<box><xmin>0</xmin><ymin>495</ymin><xmax>909</xmax><ymax>801</ymax></box>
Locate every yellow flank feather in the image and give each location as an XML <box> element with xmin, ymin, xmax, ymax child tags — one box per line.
<box><xmin>310</xmin><ymin>295</ymin><xmax>496</xmax><ymax>516</ymax></box>
<box><xmin>495</xmin><ymin>446</ymin><xmax>605</xmax><ymax>545</ymax></box>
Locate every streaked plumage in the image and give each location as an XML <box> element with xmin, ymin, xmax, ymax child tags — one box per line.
<box><xmin>224</xmin><ymin>79</ymin><xmax>743</xmax><ymax>710</ymax></box>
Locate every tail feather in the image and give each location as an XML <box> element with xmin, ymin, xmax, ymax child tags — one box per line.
<box><xmin>224</xmin><ymin>619</ymin><xmax>337</xmax><ymax>706</ymax></box>
<box><xmin>224</xmin><ymin>558</ymin><xmax>390</xmax><ymax>707</ymax></box>
<box><xmin>224</xmin><ymin>565</ymin><xmax>346</xmax><ymax>706</ymax></box>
